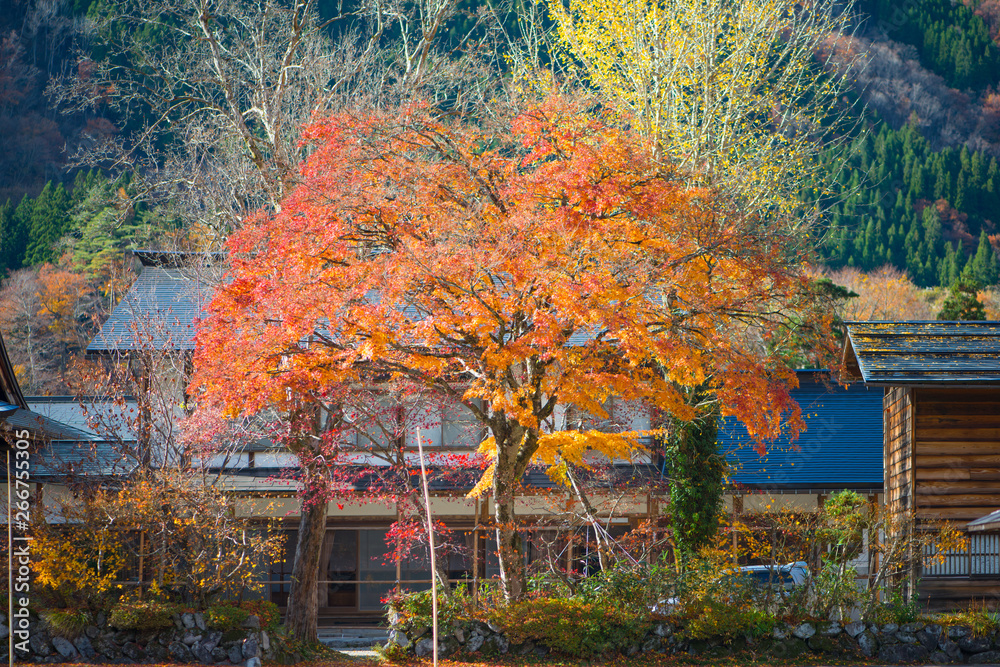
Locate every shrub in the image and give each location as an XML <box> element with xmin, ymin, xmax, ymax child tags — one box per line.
<box><xmin>936</xmin><ymin>602</ymin><xmax>1000</xmax><ymax>637</ymax></box>
<box><xmin>42</xmin><ymin>609</ymin><xmax>91</xmax><ymax>638</ymax></box>
<box><xmin>682</xmin><ymin>600</ymin><xmax>775</xmax><ymax>640</ymax></box>
<box><xmin>576</xmin><ymin>563</ymin><xmax>671</xmax><ymax>615</ymax></box>
<box><xmin>206</xmin><ymin>605</ymin><xmax>249</xmax><ymax>631</ymax></box>
<box><xmin>239</xmin><ymin>599</ymin><xmax>281</xmax><ymax>631</ymax></box>
<box><xmin>488</xmin><ymin>597</ymin><xmax>652</xmax><ymax>658</ymax></box>
<box><xmin>868</xmin><ymin>590</ymin><xmax>921</xmax><ymax>625</ymax></box>
<box><xmin>108</xmin><ymin>599</ymin><xmax>179</xmax><ymax>631</ymax></box>
<box><xmin>207</xmin><ymin>600</ymin><xmax>280</xmax><ymax>632</ymax></box>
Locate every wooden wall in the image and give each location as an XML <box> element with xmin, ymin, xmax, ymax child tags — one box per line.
<box><xmin>913</xmin><ymin>388</ymin><xmax>1000</xmax><ymax>523</ymax></box>
<box><xmin>884</xmin><ymin>386</ymin><xmax>913</xmax><ymax>527</ymax></box>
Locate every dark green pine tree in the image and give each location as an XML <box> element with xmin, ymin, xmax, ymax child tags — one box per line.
<box><xmin>2</xmin><ymin>195</ymin><xmax>33</xmax><ymax>271</ymax></box>
<box><xmin>938</xmin><ymin>274</ymin><xmax>987</xmax><ymax>320</ymax></box>
<box><xmin>24</xmin><ymin>181</ymin><xmax>71</xmax><ymax>266</ymax></box>
<box><xmin>968</xmin><ymin>230</ymin><xmax>999</xmax><ymax>286</ymax></box>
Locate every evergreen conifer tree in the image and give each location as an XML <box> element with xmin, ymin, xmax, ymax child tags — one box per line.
<box><xmin>969</xmin><ymin>230</ymin><xmax>999</xmax><ymax>285</ymax></box>
<box><xmin>938</xmin><ymin>274</ymin><xmax>986</xmax><ymax>320</ymax></box>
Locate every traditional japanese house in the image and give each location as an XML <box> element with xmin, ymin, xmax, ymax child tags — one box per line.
<box><xmin>844</xmin><ymin>320</ymin><xmax>1000</xmax><ymax>609</ymax></box>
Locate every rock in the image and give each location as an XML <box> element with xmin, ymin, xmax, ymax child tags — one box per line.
<box><xmin>896</xmin><ymin>631</ymin><xmax>917</xmax><ymax>644</ymax></box>
<box><xmin>174</xmin><ymin>614</ymin><xmax>185</xmax><ymax>631</ymax></box>
<box><xmin>901</xmin><ymin>622</ymin><xmax>925</xmax><ymax>633</ymax></box>
<box><xmin>466</xmin><ymin>632</ymin><xmax>484</xmax><ymax>653</ymax></box>
<box><xmin>85</xmin><ymin>625</ymin><xmax>99</xmax><ymax>639</ymax></box>
<box><xmin>182</xmin><ymin>612</ymin><xmax>197</xmax><ymax>629</ymax></box>
<box><xmin>183</xmin><ymin>631</ymin><xmax>202</xmax><ymax>645</ymax></box>
<box><xmin>939</xmin><ymin>638</ymin><xmax>964</xmax><ymax>661</ymax></box>
<box><xmin>793</xmin><ymin>623</ymin><xmax>816</xmax><ymax>640</ymax></box>
<box><xmin>212</xmin><ymin>647</ymin><xmax>228</xmax><ymax>662</ymax></box>
<box><xmin>534</xmin><ymin>644</ymin><xmax>550</xmax><ymax>657</ymax></box>
<box><xmin>925</xmin><ymin>623</ymin><xmax>943</xmax><ymax>636</ymax></box>
<box><xmin>228</xmin><ymin>645</ymin><xmax>244</xmax><ymax>664</ymax></box>
<box><xmin>242</xmin><ymin>615</ymin><xmax>261</xmax><ymax>630</ymax></box>
<box><xmin>491</xmin><ymin>635</ymin><xmax>510</xmax><ymax>654</ymax></box>
<box><xmin>415</xmin><ymin>639</ymin><xmax>434</xmax><ymax>657</ymax></box>
<box><xmin>204</xmin><ymin>630</ymin><xmax>223</xmax><ymax>652</ymax></box>
<box><xmin>820</xmin><ymin>622</ymin><xmax>842</xmax><ymax>636</ymax></box>
<box><xmin>96</xmin><ymin>612</ymin><xmax>106</xmax><ymax>629</ymax></box>
<box><xmin>410</xmin><ymin>625</ymin><xmax>429</xmax><ymax>640</ymax></box>
<box><xmin>260</xmin><ymin>630</ymin><xmax>269</xmax><ymax>652</ymax></box>
<box><xmin>654</xmin><ymin>624</ymin><xmax>673</xmax><ymax>637</ymax></box>
<box><xmin>242</xmin><ymin>637</ymin><xmax>260</xmax><ymax>659</ymax></box>
<box><xmin>453</xmin><ymin>627</ymin><xmax>465</xmax><ymax>644</ymax></box>
<box><xmin>960</xmin><ymin>635</ymin><xmax>993</xmax><ymax>653</ymax></box>
<box><xmin>191</xmin><ymin>643</ymin><xmax>212</xmax><ymax>664</ymax></box>
<box><xmin>878</xmin><ymin>643</ymin><xmax>928</xmax><ymax>663</ymax></box>
<box><xmin>122</xmin><ymin>642</ymin><xmax>146</xmax><ymax>661</ymax></box>
<box><xmin>169</xmin><ymin>641</ymin><xmax>190</xmax><ymax>661</ymax></box>
<box><xmin>73</xmin><ymin>635</ymin><xmax>95</xmax><ymax>659</ymax></box>
<box><xmin>94</xmin><ymin>637</ymin><xmax>119</xmax><ymax>660</ymax></box>
<box><xmin>948</xmin><ymin>625</ymin><xmax>970</xmax><ymax>638</ymax></box>
<box><xmin>389</xmin><ymin>631</ymin><xmax>411</xmax><ymax>650</ymax></box>
<box><xmin>51</xmin><ymin>637</ymin><xmax>77</xmax><ymax>659</ymax></box>
<box><xmin>642</xmin><ymin>637</ymin><xmax>660</xmax><ymax>652</ymax></box>
<box><xmin>246</xmin><ymin>657</ymin><xmax>262</xmax><ymax>667</ymax></box>
<box><xmin>968</xmin><ymin>650</ymin><xmax>1000</xmax><ymax>664</ymax></box>
<box><xmin>770</xmin><ymin>638</ymin><xmax>808</xmax><ymax>659</ymax></box>
<box><xmin>486</xmin><ymin>621</ymin><xmax>502</xmax><ymax>634</ymax></box>
<box><xmin>916</xmin><ymin>629</ymin><xmax>937</xmax><ymax>651</ymax></box>
<box><xmin>28</xmin><ymin>634</ymin><xmax>51</xmax><ymax>656</ymax></box>
<box><xmin>195</xmin><ymin>612</ymin><xmax>206</xmax><ymax>631</ymax></box>
<box><xmin>928</xmin><ymin>650</ymin><xmax>952</xmax><ymax>663</ymax></box>
<box><xmin>845</xmin><ymin>621</ymin><xmax>865</xmax><ymax>638</ymax></box>
<box><xmin>881</xmin><ymin>623</ymin><xmax>898</xmax><ymax>634</ymax></box>
<box><xmin>857</xmin><ymin>631</ymin><xmax>878</xmax><ymax>658</ymax></box>
<box><xmin>807</xmin><ymin>636</ymin><xmax>841</xmax><ymax>654</ymax></box>
<box><xmin>114</xmin><ymin>630</ymin><xmax>136</xmax><ymax>644</ymax></box>
<box><xmin>148</xmin><ymin>643</ymin><xmax>169</xmax><ymax>661</ymax></box>
<box><xmin>773</xmin><ymin>624</ymin><xmax>789</xmax><ymax>640</ymax></box>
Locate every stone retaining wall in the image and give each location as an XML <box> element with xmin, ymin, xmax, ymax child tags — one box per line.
<box><xmin>388</xmin><ymin>618</ymin><xmax>1000</xmax><ymax>663</ymax></box>
<box><xmin>0</xmin><ymin>611</ymin><xmax>274</xmax><ymax>665</ymax></box>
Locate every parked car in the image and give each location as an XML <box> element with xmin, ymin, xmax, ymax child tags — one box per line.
<box><xmin>651</xmin><ymin>561</ymin><xmax>810</xmax><ymax>614</ymax></box>
<box><xmin>738</xmin><ymin>561</ymin><xmax>810</xmax><ymax>592</ymax></box>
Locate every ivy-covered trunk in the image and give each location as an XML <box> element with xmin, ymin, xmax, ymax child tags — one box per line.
<box><xmin>668</xmin><ymin>403</ymin><xmax>724</xmax><ymax>562</ymax></box>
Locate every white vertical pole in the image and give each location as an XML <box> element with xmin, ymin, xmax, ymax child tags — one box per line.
<box><xmin>416</xmin><ymin>429</ymin><xmax>438</xmax><ymax>667</ymax></box>
<box><xmin>7</xmin><ymin>449</ymin><xmax>13</xmax><ymax>667</ymax></box>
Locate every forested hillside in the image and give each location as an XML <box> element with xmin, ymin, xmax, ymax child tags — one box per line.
<box><xmin>2</xmin><ymin>0</ymin><xmax>1000</xmax><ymax>391</ymax></box>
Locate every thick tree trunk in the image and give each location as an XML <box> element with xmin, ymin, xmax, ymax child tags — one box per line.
<box><xmin>285</xmin><ymin>487</ymin><xmax>328</xmax><ymax>643</ymax></box>
<box><xmin>493</xmin><ymin>437</ymin><xmax>526</xmax><ymax>602</ymax></box>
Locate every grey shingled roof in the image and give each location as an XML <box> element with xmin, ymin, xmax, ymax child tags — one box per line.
<box><xmin>25</xmin><ymin>398</ymin><xmax>139</xmax><ymax>479</ymax></box>
<box><xmin>88</xmin><ymin>266</ymin><xmax>211</xmax><ymax>353</ymax></box>
<box><xmin>844</xmin><ymin>321</ymin><xmax>1000</xmax><ymax>385</ymax></box>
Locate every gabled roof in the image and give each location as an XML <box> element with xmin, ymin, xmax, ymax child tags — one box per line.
<box><xmin>26</xmin><ymin>397</ymin><xmax>139</xmax><ymax>479</ymax></box>
<box><xmin>88</xmin><ymin>252</ymin><xmax>217</xmax><ymax>354</ymax></box>
<box><xmin>720</xmin><ymin>371</ymin><xmax>883</xmax><ymax>490</ymax></box>
<box><xmin>843</xmin><ymin>321</ymin><xmax>1000</xmax><ymax>386</ymax></box>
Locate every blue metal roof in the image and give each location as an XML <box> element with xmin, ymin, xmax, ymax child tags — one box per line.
<box><xmin>721</xmin><ymin>372</ymin><xmax>884</xmax><ymax>490</ymax></box>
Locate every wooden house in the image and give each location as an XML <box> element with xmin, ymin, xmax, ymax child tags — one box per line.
<box><xmin>844</xmin><ymin>321</ymin><xmax>1000</xmax><ymax>609</ymax></box>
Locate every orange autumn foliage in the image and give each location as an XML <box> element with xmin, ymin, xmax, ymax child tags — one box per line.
<box><xmin>191</xmin><ymin>94</ymin><xmax>823</xmax><ymax>598</ymax></box>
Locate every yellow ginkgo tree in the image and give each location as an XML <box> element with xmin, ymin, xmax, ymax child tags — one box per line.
<box><xmin>547</xmin><ymin>0</ymin><xmax>857</xmax><ymax>222</ymax></box>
